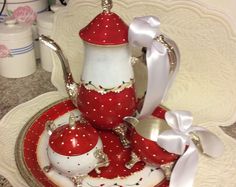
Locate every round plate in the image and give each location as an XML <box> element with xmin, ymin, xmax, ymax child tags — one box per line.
<box><xmin>15</xmin><ymin>99</ymin><xmax>168</xmax><ymax>187</ymax></box>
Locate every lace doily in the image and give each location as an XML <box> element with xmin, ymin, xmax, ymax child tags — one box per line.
<box><xmin>1</xmin><ymin>0</ymin><xmax>236</xmax><ymax>186</ymax></box>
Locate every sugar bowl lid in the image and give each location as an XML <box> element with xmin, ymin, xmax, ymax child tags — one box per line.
<box><xmin>49</xmin><ymin>115</ymin><xmax>99</xmax><ymax>156</ymax></box>
<box><xmin>0</xmin><ymin>17</ymin><xmax>32</xmax><ymax>41</ymax></box>
<box><xmin>79</xmin><ymin>0</ymin><xmax>128</xmax><ymax>45</ymax></box>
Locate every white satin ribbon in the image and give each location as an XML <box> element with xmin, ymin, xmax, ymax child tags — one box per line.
<box><xmin>129</xmin><ymin>16</ymin><xmax>180</xmax><ymax>117</ymax></box>
<box><xmin>157</xmin><ymin>111</ymin><xmax>224</xmax><ymax>187</ymax></box>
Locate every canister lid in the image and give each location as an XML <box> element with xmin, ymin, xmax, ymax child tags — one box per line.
<box><xmin>0</xmin><ymin>18</ymin><xmax>32</xmax><ymax>41</ymax></box>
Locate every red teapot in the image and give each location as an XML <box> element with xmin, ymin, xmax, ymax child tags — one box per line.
<box><xmin>39</xmin><ymin>0</ymin><xmax>179</xmax><ymax>147</ymax></box>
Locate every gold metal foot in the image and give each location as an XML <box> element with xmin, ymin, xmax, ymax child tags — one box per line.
<box><xmin>43</xmin><ymin>165</ymin><xmax>52</xmax><ymax>173</ymax></box>
<box><xmin>71</xmin><ymin>175</ymin><xmax>87</xmax><ymax>187</ymax></box>
<box><xmin>160</xmin><ymin>162</ymin><xmax>175</xmax><ymax>180</ymax></box>
<box><xmin>125</xmin><ymin>152</ymin><xmax>141</xmax><ymax>169</ymax></box>
<box><xmin>94</xmin><ymin>149</ymin><xmax>110</xmax><ymax>174</ymax></box>
<box><xmin>113</xmin><ymin>123</ymin><xmax>131</xmax><ymax>148</ymax></box>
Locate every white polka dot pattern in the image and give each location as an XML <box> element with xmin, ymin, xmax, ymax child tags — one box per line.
<box><xmin>79</xmin><ymin>12</ymin><xmax>128</xmax><ymax>45</ymax></box>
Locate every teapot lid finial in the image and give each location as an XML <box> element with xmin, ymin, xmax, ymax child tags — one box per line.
<box><xmin>102</xmin><ymin>0</ymin><xmax>113</xmax><ymax>13</ymax></box>
<box><xmin>79</xmin><ymin>0</ymin><xmax>128</xmax><ymax>45</ymax></box>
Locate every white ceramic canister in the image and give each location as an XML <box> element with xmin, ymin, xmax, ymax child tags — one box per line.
<box><xmin>0</xmin><ymin>0</ymin><xmax>48</xmax><ymax>23</ymax></box>
<box><xmin>0</xmin><ymin>0</ymin><xmax>49</xmax><ymax>59</ymax></box>
<box><xmin>0</xmin><ymin>18</ymin><xmax>36</xmax><ymax>78</ymax></box>
<box><xmin>37</xmin><ymin>5</ymin><xmax>63</xmax><ymax>72</ymax></box>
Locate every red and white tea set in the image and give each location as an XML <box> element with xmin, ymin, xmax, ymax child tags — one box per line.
<box><xmin>38</xmin><ymin>0</ymin><xmax>224</xmax><ymax>187</ymax></box>
<box><xmin>44</xmin><ymin>114</ymin><xmax>109</xmax><ymax>186</ymax></box>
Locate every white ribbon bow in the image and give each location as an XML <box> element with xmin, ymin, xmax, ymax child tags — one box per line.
<box><xmin>129</xmin><ymin>16</ymin><xmax>180</xmax><ymax>117</ymax></box>
<box><xmin>157</xmin><ymin>111</ymin><xmax>224</xmax><ymax>187</ymax></box>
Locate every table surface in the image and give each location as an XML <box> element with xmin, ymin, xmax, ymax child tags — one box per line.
<box><xmin>1</xmin><ymin>63</ymin><xmax>236</xmax><ymax>187</ymax></box>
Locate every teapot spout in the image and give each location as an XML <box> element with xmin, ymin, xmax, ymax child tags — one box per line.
<box><xmin>39</xmin><ymin>35</ymin><xmax>69</xmax><ymax>82</ymax></box>
<box><xmin>39</xmin><ymin>35</ymin><xmax>78</xmax><ymax>107</ymax></box>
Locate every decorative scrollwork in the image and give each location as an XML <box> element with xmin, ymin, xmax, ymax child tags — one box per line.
<box><xmin>81</xmin><ymin>78</ymin><xmax>135</xmax><ymax>94</ymax></box>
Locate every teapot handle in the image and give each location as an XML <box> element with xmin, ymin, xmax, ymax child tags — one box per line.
<box><xmin>156</xmin><ymin>35</ymin><xmax>180</xmax><ymax>97</ymax></box>
<box><xmin>156</xmin><ymin>35</ymin><xmax>178</xmax><ymax>76</ymax></box>
<box><xmin>127</xmin><ymin>16</ymin><xmax>181</xmax><ymax>116</ymax></box>
<box><xmin>138</xmin><ymin>34</ymin><xmax>180</xmax><ymax>117</ymax></box>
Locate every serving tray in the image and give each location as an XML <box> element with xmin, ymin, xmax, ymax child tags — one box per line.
<box><xmin>15</xmin><ymin>99</ymin><xmax>168</xmax><ymax>187</ymax></box>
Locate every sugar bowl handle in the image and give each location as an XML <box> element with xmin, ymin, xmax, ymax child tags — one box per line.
<box><xmin>45</xmin><ymin>120</ymin><xmax>57</xmax><ymax>136</ymax></box>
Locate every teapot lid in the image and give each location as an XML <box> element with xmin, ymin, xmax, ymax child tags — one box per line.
<box><xmin>79</xmin><ymin>0</ymin><xmax>128</xmax><ymax>45</ymax></box>
<box><xmin>49</xmin><ymin>116</ymin><xmax>99</xmax><ymax>156</ymax></box>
